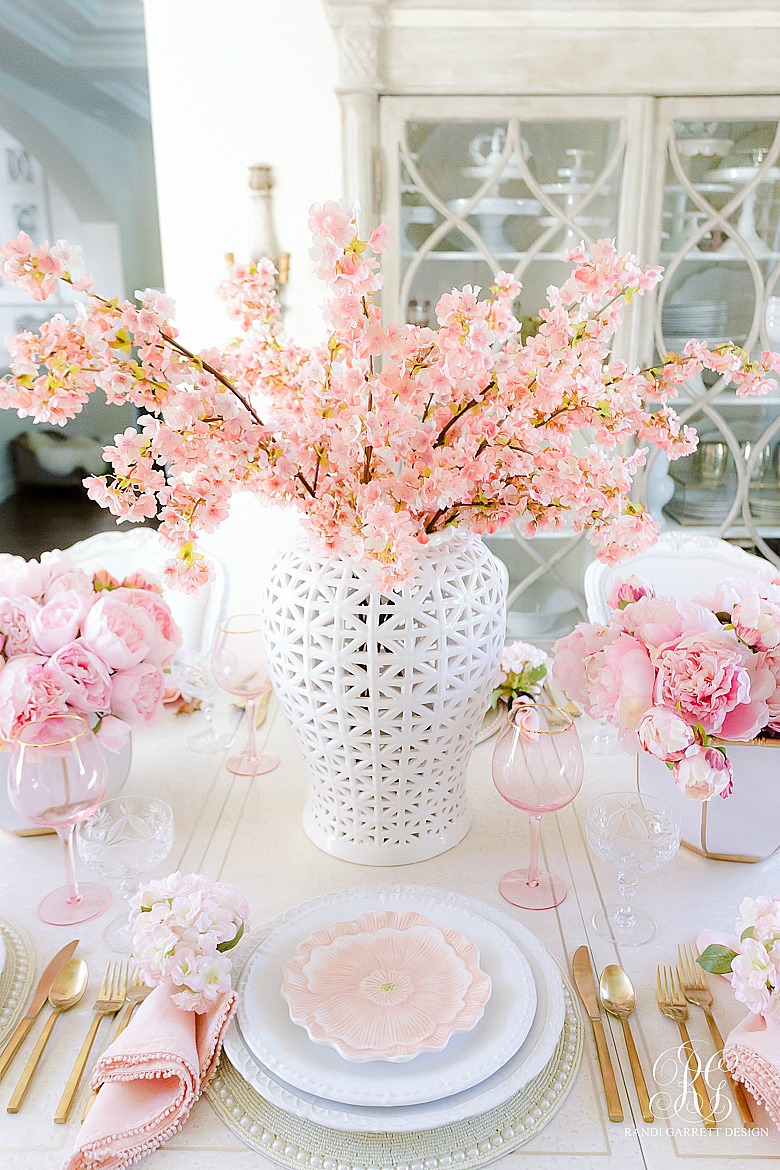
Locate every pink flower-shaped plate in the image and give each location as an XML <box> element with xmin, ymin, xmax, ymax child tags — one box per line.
<box><xmin>281</xmin><ymin>910</ymin><xmax>492</xmax><ymax>1062</ymax></box>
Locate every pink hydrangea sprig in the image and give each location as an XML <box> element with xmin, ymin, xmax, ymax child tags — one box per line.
<box><xmin>491</xmin><ymin>639</ymin><xmax>550</xmax><ymax>708</ymax></box>
<box><xmin>130</xmin><ymin>871</ymin><xmax>250</xmax><ymax>1012</ymax></box>
<box><xmin>698</xmin><ymin>896</ymin><xmax>780</xmax><ymax>1019</ymax></box>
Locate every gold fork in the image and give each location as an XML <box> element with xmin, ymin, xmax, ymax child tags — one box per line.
<box><xmin>80</xmin><ymin>968</ymin><xmax>153</xmax><ymax>1122</ymax></box>
<box><xmin>54</xmin><ymin>961</ymin><xmax>128</xmax><ymax>1124</ymax></box>
<box><xmin>656</xmin><ymin>965</ymin><xmax>717</xmax><ymax>1129</ymax></box>
<box><xmin>678</xmin><ymin>943</ymin><xmax>755</xmax><ymax>1127</ymax></box>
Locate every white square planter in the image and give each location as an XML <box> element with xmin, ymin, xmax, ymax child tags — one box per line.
<box><xmin>637</xmin><ymin>740</ymin><xmax>780</xmax><ymax>862</ymax></box>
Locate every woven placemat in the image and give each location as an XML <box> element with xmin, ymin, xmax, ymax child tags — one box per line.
<box><xmin>0</xmin><ymin>917</ymin><xmax>35</xmax><ymax>1048</ymax></box>
<box><xmin>206</xmin><ymin>971</ymin><xmax>582</xmax><ymax>1170</ymax></box>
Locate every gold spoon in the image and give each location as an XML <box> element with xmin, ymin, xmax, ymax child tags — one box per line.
<box><xmin>7</xmin><ymin>959</ymin><xmax>88</xmax><ymax>1113</ymax></box>
<box><xmin>599</xmin><ymin>964</ymin><xmax>654</xmax><ymax>1123</ymax></box>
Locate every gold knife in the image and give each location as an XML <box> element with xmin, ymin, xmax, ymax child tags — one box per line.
<box><xmin>573</xmin><ymin>945</ymin><xmax>623</xmax><ymax>1122</ymax></box>
<box><xmin>0</xmin><ymin>939</ymin><xmax>79</xmax><ymax>1082</ymax></box>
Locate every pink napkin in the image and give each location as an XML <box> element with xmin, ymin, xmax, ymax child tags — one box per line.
<box><xmin>723</xmin><ymin>1012</ymin><xmax>780</xmax><ymax>1129</ymax></box>
<box><xmin>697</xmin><ymin>929</ymin><xmax>779</xmax><ymax>1129</ymax></box>
<box><xmin>67</xmin><ymin>986</ymin><xmax>236</xmax><ymax>1170</ymax></box>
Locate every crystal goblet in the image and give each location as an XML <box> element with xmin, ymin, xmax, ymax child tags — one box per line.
<box><xmin>586</xmin><ymin>791</ymin><xmax>681</xmax><ymax>945</ymax></box>
<box><xmin>211</xmin><ymin>613</ymin><xmax>278</xmax><ymax>776</ymax></box>
<box><xmin>77</xmin><ymin>796</ymin><xmax>174</xmax><ymax>951</ymax></box>
<box><xmin>8</xmin><ymin>714</ymin><xmax>110</xmax><ymax>925</ymax></box>
<box><xmin>492</xmin><ymin>703</ymin><xmax>583</xmax><ymax>909</ymax></box>
<box><xmin>172</xmin><ymin>651</ymin><xmax>233</xmax><ymax>753</ymax></box>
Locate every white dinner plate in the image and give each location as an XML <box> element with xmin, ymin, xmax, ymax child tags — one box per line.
<box><xmin>226</xmin><ymin>885</ymin><xmax>564</xmax><ymax>1130</ymax></box>
<box><xmin>238</xmin><ymin>886</ymin><xmax>536</xmax><ymax>1107</ymax></box>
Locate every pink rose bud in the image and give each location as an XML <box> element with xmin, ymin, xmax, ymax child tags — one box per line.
<box><xmin>94</xmin><ymin>714</ymin><xmax>131</xmax><ymax>753</ymax></box>
<box><xmin>672</xmin><ymin>746</ymin><xmax>733</xmax><ymax>801</ymax></box>
<box><xmin>732</xmin><ymin>595</ymin><xmax>780</xmax><ymax>652</ymax></box>
<box><xmin>606</xmin><ymin>574</ymin><xmax>655</xmax><ymax>610</ymax></box>
<box><xmin>511</xmin><ymin>703</ymin><xmax>541</xmax><ymax>741</ymax></box>
<box><xmin>637</xmin><ymin>705</ymin><xmax>695</xmax><ymax>762</ymax></box>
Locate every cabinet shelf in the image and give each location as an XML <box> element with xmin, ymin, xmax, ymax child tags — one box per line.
<box><xmin>401</xmin><ymin>250</ymin><xmax>569</xmax><ymax>262</ymax></box>
<box><xmin>659</xmin><ymin>251</ymin><xmax>780</xmax><ymax>262</ymax></box>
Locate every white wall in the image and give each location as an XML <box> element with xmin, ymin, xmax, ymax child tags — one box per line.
<box><xmin>142</xmin><ymin>0</ymin><xmax>342</xmax><ymax>348</ymax></box>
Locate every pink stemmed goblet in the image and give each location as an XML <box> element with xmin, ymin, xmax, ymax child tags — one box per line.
<box><xmin>211</xmin><ymin>613</ymin><xmax>279</xmax><ymax>776</ymax></box>
<box><xmin>8</xmin><ymin>714</ymin><xmax>111</xmax><ymax>926</ymax></box>
<box><xmin>492</xmin><ymin>703</ymin><xmax>583</xmax><ymax>910</ymax></box>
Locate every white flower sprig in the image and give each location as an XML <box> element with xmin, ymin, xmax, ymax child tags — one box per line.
<box><xmin>131</xmin><ymin>871</ymin><xmax>250</xmax><ymax>1012</ymax></box>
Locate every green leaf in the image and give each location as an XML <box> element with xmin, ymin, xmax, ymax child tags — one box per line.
<box><xmin>697</xmin><ymin>944</ymin><xmax>738</xmax><ymax>975</ymax></box>
<box><xmin>741</xmin><ymin>926</ymin><xmax>755</xmax><ymax>941</ymax></box>
<box><xmin>217</xmin><ymin>919</ymin><xmax>245</xmax><ymax>953</ymax></box>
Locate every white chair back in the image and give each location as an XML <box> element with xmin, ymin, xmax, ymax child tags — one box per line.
<box><xmin>65</xmin><ymin>528</ymin><xmax>227</xmax><ymax>655</ymax></box>
<box><xmin>584</xmin><ymin>532</ymin><xmax>777</xmax><ymax>624</ymax></box>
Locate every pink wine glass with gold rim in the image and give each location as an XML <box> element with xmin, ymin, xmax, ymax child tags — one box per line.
<box><xmin>492</xmin><ymin>703</ymin><xmax>583</xmax><ymax>910</ymax></box>
<box><xmin>8</xmin><ymin>713</ymin><xmax>111</xmax><ymax>926</ymax></box>
<box><xmin>211</xmin><ymin>613</ymin><xmax>279</xmax><ymax>776</ymax></box>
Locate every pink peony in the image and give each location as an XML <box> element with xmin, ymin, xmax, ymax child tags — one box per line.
<box><xmin>653</xmin><ymin>630</ymin><xmax>757</xmax><ymax>736</ymax></box>
<box><xmin>0</xmin><ymin>655</ymin><xmax>66</xmax><ymax>740</ymax></box>
<box><xmin>46</xmin><ymin>641</ymin><xmax>111</xmax><ymax>713</ymax></box>
<box><xmin>706</xmin><ymin>577</ymin><xmax>780</xmax><ymax>614</ymax></box>
<box><xmin>732</xmin><ymin>594</ymin><xmax>780</xmax><ymax>651</ymax></box>
<box><xmin>637</xmin><ymin>705</ymin><xmax>694</xmax><ymax>761</ymax></box>
<box><xmin>110</xmin><ymin>587</ymin><xmax>180</xmax><ymax>666</ymax></box>
<box><xmin>38</xmin><ymin>551</ymin><xmax>94</xmax><ymax>602</ymax></box>
<box><xmin>80</xmin><ymin>594</ymin><xmax>154</xmax><ymax>671</ymax></box>
<box><xmin>618</xmin><ymin>595</ymin><xmax>721</xmax><ymax>652</ymax></box>
<box><xmin>110</xmin><ymin>661</ymin><xmax>165</xmax><ymax>725</ymax></box>
<box><xmin>0</xmin><ymin>553</ymin><xmax>46</xmax><ymax>599</ymax></box>
<box><xmin>0</xmin><ymin>595</ymin><xmax>40</xmax><ymax>655</ymax></box>
<box><xmin>606</xmin><ymin>574</ymin><xmax>655</xmax><ymax>610</ymax></box>
<box><xmin>672</xmin><ymin>746</ymin><xmax>733</xmax><ymax>801</ymax></box>
<box><xmin>553</xmin><ymin>622</ymin><xmax>618</xmax><ymax>708</ymax></box>
<box><xmin>29</xmin><ymin>590</ymin><xmax>89</xmax><ymax>655</ymax></box>
<box><xmin>585</xmin><ymin>633</ymin><xmax>655</xmax><ymax>730</ymax></box>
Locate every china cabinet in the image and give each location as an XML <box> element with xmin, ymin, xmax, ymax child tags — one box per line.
<box><xmin>325</xmin><ymin>0</ymin><xmax>780</xmax><ymax>641</ymax></box>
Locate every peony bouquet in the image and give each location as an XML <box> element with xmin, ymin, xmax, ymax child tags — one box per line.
<box><xmin>0</xmin><ymin>550</ymin><xmax>180</xmax><ymax>746</ymax></box>
<box><xmin>491</xmin><ymin>639</ymin><xmax>550</xmax><ymax>708</ymax></box>
<box><xmin>553</xmin><ymin>575</ymin><xmax>780</xmax><ymax>800</ymax></box>
<box><xmin>0</xmin><ymin>204</ymin><xmax>778</xmax><ymax>592</ymax></box>
<box><xmin>699</xmin><ymin>896</ymin><xmax>780</xmax><ymax>1019</ymax></box>
<box><xmin>131</xmin><ymin>871</ymin><xmax>250</xmax><ymax>1012</ymax></box>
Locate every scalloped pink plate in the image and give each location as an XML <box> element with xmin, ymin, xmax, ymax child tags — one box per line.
<box><xmin>281</xmin><ymin>910</ymin><xmax>492</xmax><ymax>1062</ymax></box>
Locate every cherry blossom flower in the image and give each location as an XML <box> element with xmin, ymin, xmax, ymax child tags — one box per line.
<box><xmin>0</xmin><ymin>208</ymin><xmax>778</xmax><ymax>590</ymax></box>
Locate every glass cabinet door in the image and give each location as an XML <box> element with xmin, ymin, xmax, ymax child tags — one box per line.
<box><xmin>379</xmin><ymin>96</ymin><xmax>649</xmax><ymax>644</ymax></box>
<box><xmin>381</xmin><ymin>96</ymin><xmax>647</xmax><ymax>358</ymax></box>
<box><xmin>643</xmin><ymin>98</ymin><xmax>780</xmax><ymax>566</ymax></box>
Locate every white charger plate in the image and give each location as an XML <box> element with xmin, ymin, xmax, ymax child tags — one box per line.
<box><xmin>238</xmin><ymin>886</ymin><xmax>536</xmax><ymax>1107</ymax></box>
<box><xmin>227</xmin><ymin>885</ymin><xmax>564</xmax><ymax>1130</ymax></box>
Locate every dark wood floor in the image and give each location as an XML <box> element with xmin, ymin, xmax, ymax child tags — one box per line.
<box><xmin>0</xmin><ymin>487</ymin><xmax>154</xmax><ymax>559</ymax></box>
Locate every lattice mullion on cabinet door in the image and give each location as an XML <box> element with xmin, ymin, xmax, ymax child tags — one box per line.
<box><xmin>656</xmin><ymin>125</ymin><xmax>780</xmax><ymax>360</ymax></box>
<box><xmin>397</xmin><ymin>127</ymin><xmax>506</xmax><ymax>310</ymax></box>
<box><xmin>741</xmin><ymin>412</ymin><xmax>780</xmax><ymax>566</ymax></box>
<box><xmin>506</xmin><ymin>117</ymin><xmax>628</xmax><ymax>277</ymax></box>
<box><xmin>503</xmin><ymin>524</ymin><xmax>588</xmax><ymax>617</ymax></box>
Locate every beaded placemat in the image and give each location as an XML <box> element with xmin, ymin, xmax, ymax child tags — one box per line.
<box><xmin>206</xmin><ymin>972</ymin><xmax>582</xmax><ymax>1170</ymax></box>
<box><xmin>0</xmin><ymin>917</ymin><xmax>35</xmax><ymax>1048</ymax></box>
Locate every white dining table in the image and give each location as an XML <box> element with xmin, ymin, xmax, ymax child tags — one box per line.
<box><xmin>0</xmin><ymin>700</ymin><xmax>778</xmax><ymax>1169</ymax></box>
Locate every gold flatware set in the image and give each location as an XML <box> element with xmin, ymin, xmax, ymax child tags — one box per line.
<box><xmin>0</xmin><ymin>943</ymin><xmax>149</xmax><ymax>1123</ymax></box>
<box><xmin>573</xmin><ymin>942</ymin><xmax>755</xmax><ymax>1129</ymax></box>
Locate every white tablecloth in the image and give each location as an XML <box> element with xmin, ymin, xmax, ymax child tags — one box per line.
<box><xmin>0</xmin><ymin>704</ymin><xmax>777</xmax><ymax>1169</ymax></box>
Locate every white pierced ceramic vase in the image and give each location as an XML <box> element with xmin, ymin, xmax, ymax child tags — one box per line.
<box><xmin>262</xmin><ymin>530</ymin><xmax>506</xmax><ymax>864</ymax></box>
